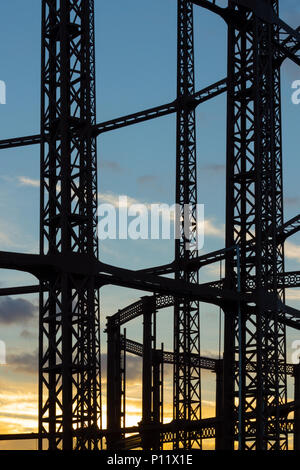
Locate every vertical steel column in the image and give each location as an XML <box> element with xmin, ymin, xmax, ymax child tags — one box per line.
<box><xmin>225</xmin><ymin>0</ymin><xmax>287</xmax><ymax>450</ymax></box>
<box><xmin>121</xmin><ymin>329</ymin><xmax>127</xmax><ymax>431</ymax></box>
<box><xmin>222</xmin><ymin>304</ymin><xmax>235</xmax><ymax>450</ymax></box>
<box><xmin>39</xmin><ymin>0</ymin><xmax>101</xmax><ymax>450</ymax></box>
<box><xmin>106</xmin><ymin>319</ymin><xmax>122</xmax><ymax>449</ymax></box>
<box><xmin>142</xmin><ymin>299</ymin><xmax>154</xmax><ymax>427</ymax></box>
<box><xmin>294</xmin><ymin>364</ymin><xmax>300</xmax><ymax>450</ymax></box>
<box><xmin>152</xmin><ymin>346</ymin><xmax>164</xmax><ymax>450</ymax></box>
<box><xmin>152</xmin><ymin>356</ymin><xmax>162</xmax><ymax>424</ymax></box>
<box><xmin>215</xmin><ymin>359</ymin><xmax>223</xmax><ymax>450</ymax></box>
<box><xmin>174</xmin><ymin>0</ymin><xmax>201</xmax><ymax>449</ymax></box>
<box><xmin>141</xmin><ymin>296</ymin><xmax>157</xmax><ymax>449</ymax></box>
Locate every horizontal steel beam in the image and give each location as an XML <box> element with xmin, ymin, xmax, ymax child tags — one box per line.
<box><xmin>137</xmin><ymin>262</ymin><xmax>176</xmax><ymax>276</ymax></box>
<box><xmin>1</xmin><ymin>416</ymin><xmax>294</xmax><ymax>446</ymax></box>
<box><xmin>107</xmin><ymin>266</ymin><xmax>300</xmax><ymax>330</ymax></box>
<box><xmin>0</xmin><ymin>79</ymin><xmax>228</xmax><ymax>150</ymax></box>
<box><xmin>0</xmin><ymin>418</ymin><xmax>218</xmax><ymax>443</ymax></box>
<box><xmin>2</xmin><ymin>277</ymin><xmax>299</xmax><ymax>331</ymax></box>
<box><xmin>94</xmin><ymin>102</ymin><xmax>177</xmax><ymax>135</ymax></box>
<box><xmin>119</xmin><ymin>416</ymin><xmax>295</xmax><ymax>449</ymax></box>
<box><xmin>0</xmin><ymin>285</ymin><xmax>42</xmax><ymax>296</ymax></box>
<box><xmin>116</xmin><ymin>417</ymin><xmax>219</xmax><ymax>449</ymax></box>
<box><xmin>278</xmin><ymin>214</ymin><xmax>300</xmax><ymax>243</ymax></box>
<box><xmin>203</xmin><ymin>271</ymin><xmax>300</xmax><ymax>290</ymax></box>
<box><xmin>277</xmin><ymin>26</ymin><xmax>300</xmax><ymax>67</ymax></box>
<box><xmin>122</xmin><ymin>336</ymin><xmax>218</xmax><ymax>371</ymax></box>
<box><xmin>188</xmin><ymin>0</ymin><xmax>228</xmax><ymax>21</ymax></box>
<box><xmin>99</xmin><ymin>260</ymin><xmax>249</xmax><ymax>306</ymax></box>
<box><xmin>138</xmin><ymin>247</ymin><xmax>233</xmax><ymax>276</ymax></box>
<box><xmin>0</xmin><ymin>251</ymin><xmax>250</xmax><ymax>309</ymax></box>
<box><xmin>0</xmin><ymin>433</ymin><xmax>40</xmax><ymax>441</ymax></box>
<box><xmin>94</xmin><ymin>78</ymin><xmax>228</xmax><ymax>136</ymax></box>
<box><xmin>122</xmin><ymin>336</ymin><xmax>295</xmax><ymax>376</ymax></box>
<box><xmin>280</xmin><ymin>271</ymin><xmax>300</xmax><ymax>289</ymax></box>
<box><xmin>0</xmin><ymin>134</ymin><xmax>41</xmax><ymax>150</ymax></box>
<box><xmin>276</xmin><ymin>41</ymin><xmax>300</xmax><ymax>68</ymax></box>
<box><xmin>189</xmin><ymin>0</ymin><xmax>300</xmax><ymax>68</ymax></box>
<box><xmin>3</xmin><ymin>271</ymin><xmax>299</xmax><ymax>302</ymax></box>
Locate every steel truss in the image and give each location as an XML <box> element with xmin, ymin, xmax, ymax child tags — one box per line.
<box><xmin>0</xmin><ymin>0</ymin><xmax>300</xmax><ymax>451</ymax></box>
<box><xmin>173</xmin><ymin>0</ymin><xmax>201</xmax><ymax>450</ymax></box>
<box><xmin>38</xmin><ymin>0</ymin><xmax>101</xmax><ymax>450</ymax></box>
<box><xmin>224</xmin><ymin>0</ymin><xmax>288</xmax><ymax>450</ymax></box>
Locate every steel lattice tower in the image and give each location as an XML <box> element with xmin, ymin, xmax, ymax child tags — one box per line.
<box><xmin>39</xmin><ymin>0</ymin><xmax>101</xmax><ymax>450</ymax></box>
<box><xmin>174</xmin><ymin>0</ymin><xmax>201</xmax><ymax>449</ymax></box>
<box><xmin>224</xmin><ymin>0</ymin><xmax>287</xmax><ymax>450</ymax></box>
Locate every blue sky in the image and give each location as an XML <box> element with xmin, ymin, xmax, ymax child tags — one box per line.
<box><xmin>0</xmin><ymin>0</ymin><xmax>300</xmax><ymax>447</ymax></box>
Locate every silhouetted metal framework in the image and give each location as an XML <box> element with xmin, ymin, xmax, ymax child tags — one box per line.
<box><xmin>1</xmin><ymin>0</ymin><xmax>300</xmax><ymax>451</ymax></box>
<box><xmin>38</xmin><ymin>0</ymin><xmax>101</xmax><ymax>450</ymax></box>
<box><xmin>174</xmin><ymin>0</ymin><xmax>201</xmax><ymax>449</ymax></box>
<box><xmin>224</xmin><ymin>0</ymin><xmax>288</xmax><ymax>450</ymax></box>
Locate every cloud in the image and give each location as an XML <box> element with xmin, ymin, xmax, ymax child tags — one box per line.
<box><xmin>17</xmin><ymin>176</ymin><xmax>40</xmax><ymax>188</ymax></box>
<box><xmin>285</xmin><ymin>241</ymin><xmax>300</xmax><ymax>263</ymax></box>
<box><xmin>0</xmin><ymin>297</ymin><xmax>37</xmax><ymax>325</ymax></box>
<box><xmin>101</xmin><ymin>353</ymin><xmax>142</xmax><ymax>385</ymax></box>
<box><xmin>137</xmin><ymin>175</ymin><xmax>158</xmax><ymax>185</ymax></box>
<box><xmin>7</xmin><ymin>350</ymin><xmax>38</xmax><ymax>375</ymax></box>
<box><xmin>0</xmin><ymin>381</ymin><xmax>38</xmax><ymax>438</ymax></box>
<box><xmin>201</xmin><ymin>164</ymin><xmax>225</xmax><ymax>175</ymax></box>
<box><xmin>0</xmin><ymin>225</ymin><xmax>38</xmax><ymax>253</ymax></box>
<box><xmin>98</xmin><ymin>192</ymin><xmax>171</xmax><ymax>216</ymax></box>
<box><xmin>198</xmin><ymin>219</ymin><xmax>224</xmax><ymax>239</ymax></box>
<box><xmin>286</xmin><ymin>289</ymin><xmax>300</xmax><ymax>301</ymax></box>
<box><xmin>204</xmin><ymin>219</ymin><xmax>224</xmax><ymax>238</ymax></box>
<box><xmin>124</xmin><ymin>355</ymin><xmax>142</xmax><ymax>383</ymax></box>
<box><xmin>20</xmin><ymin>329</ymin><xmax>36</xmax><ymax>340</ymax></box>
<box><xmin>97</xmin><ymin>192</ymin><xmax>225</xmax><ymax>243</ymax></box>
<box><xmin>98</xmin><ymin>192</ymin><xmax>141</xmax><ymax>207</ymax></box>
<box><xmin>285</xmin><ymin>196</ymin><xmax>300</xmax><ymax>207</ymax></box>
<box><xmin>0</xmin><ymin>230</ymin><xmax>17</xmax><ymax>248</ymax></box>
<box><xmin>201</xmin><ymin>263</ymin><xmax>224</xmax><ymax>278</ymax></box>
<box><xmin>99</xmin><ymin>160</ymin><xmax>123</xmax><ymax>173</ymax></box>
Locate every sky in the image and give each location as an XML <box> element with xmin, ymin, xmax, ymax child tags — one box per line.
<box><xmin>0</xmin><ymin>0</ymin><xmax>299</xmax><ymax>450</ymax></box>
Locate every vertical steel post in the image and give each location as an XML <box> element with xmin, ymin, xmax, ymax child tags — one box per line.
<box><xmin>294</xmin><ymin>364</ymin><xmax>300</xmax><ymax>450</ymax></box>
<box><xmin>121</xmin><ymin>329</ymin><xmax>127</xmax><ymax>430</ymax></box>
<box><xmin>141</xmin><ymin>296</ymin><xmax>157</xmax><ymax>449</ymax></box>
<box><xmin>106</xmin><ymin>319</ymin><xmax>122</xmax><ymax>449</ymax></box>
<box><xmin>152</xmin><ymin>346</ymin><xmax>164</xmax><ymax>450</ymax></box>
<box><xmin>215</xmin><ymin>359</ymin><xmax>224</xmax><ymax>451</ymax></box>
<box><xmin>142</xmin><ymin>300</ymin><xmax>153</xmax><ymax>426</ymax></box>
